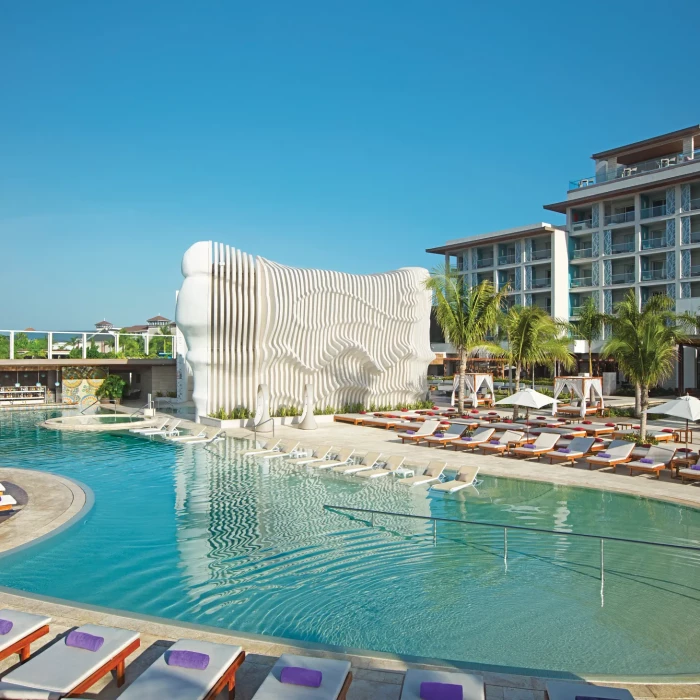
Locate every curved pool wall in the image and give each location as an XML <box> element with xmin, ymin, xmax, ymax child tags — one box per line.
<box><xmin>2</xmin><ymin>409</ymin><xmax>700</xmax><ymax>679</ymax></box>
<box><xmin>40</xmin><ymin>412</ymin><xmax>156</xmax><ymax>432</ymax></box>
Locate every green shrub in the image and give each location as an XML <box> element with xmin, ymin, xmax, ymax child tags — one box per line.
<box><xmin>95</xmin><ymin>375</ymin><xmax>126</xmax><ymax>400</ymax></box>
<box><xmin>619</xmin><ymin>431</ymin><xmax>658</xmax><ymax>446</ymax></box>
<box><xmin>209</xmin><ymin>406</ymin><xmax>253</xmax><ymax>420</ymax></box>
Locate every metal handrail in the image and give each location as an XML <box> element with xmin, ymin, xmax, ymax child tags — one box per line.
<box><xmin>79</xmin><ymin>395</ymin><xmax>100</xmax><ymax>414</ymax></box>
<box><xmin>252</xmin><ymin>416</ymin><xmax>275</xmax><ymax>439</ymax></box>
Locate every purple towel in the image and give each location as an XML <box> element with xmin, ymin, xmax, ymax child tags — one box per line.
<box><xmin>280</xmin><ymin>666</ymin><xmax>323</xmax><ymax>687</ymax></box>
<box><xmin>434</xmin><ymin>433</ymin><xmax>444</xmax><ymax>438</ymax></box>
<box><xmin>640</xmin><ymin>458</ymin><xmax>655</xmax><ymax>464</ymax></box>
<box><xmin>557</xmin><ymin>448</ymin><xmax>571</xmax><ymax>454</ymax></box>
<box><xmin>65</xmin><ymin>630</ymin><xmax>104</xmax><ymax>652</ymax></box>
<box><xmin>0</xmin><ymin>619</ymin><xmax>13</xmax><ymax>635</ymax></box>
<box><xmin>461</xmin><ymin>437</ymin><xmax>472</xmax><ymax>442</ymax></box>
<box><xmin>691</xmin><ymin>465</ymin><xmax>700</xmax><ymax>471</ymax></box>
<box><xmin>406</xmin><ymin>430</ymin><xmax>416</xmax><ymax>435</ymax></box>
<box><xmin>420</xmin><ymin>681</ymin><xmax>463</xmax><ymax>700</ymax></box>
<box><xmin>489</xmin><ymin>439</ymin><xmax>500</xmax><ymax>445</ymax></box>
<box><xmin>598</xmin><ymin>452</ymin><xmax>611</xmax><ymax>458</ymax></box>
<box><xmin>523</xmin><ymin>443</ymin><xmax>535</xmax><ymax>449</ymax></box>
<box><xmin>576</xmin><ymin>696</ymin><xmax>614</xmax><ymax>700</ymax></box>
<box><xmin>166</xmin><ymin>649</ymin><xmax>210</xmax><ymax>670</ymax></box>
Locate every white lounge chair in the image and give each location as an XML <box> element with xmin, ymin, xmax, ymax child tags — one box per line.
<box><xmin>450</xmin><ymin>427</ymin><xmax>495</xmax><ymax>452</ymax></box>
<box><xmin>399</xmin><ymin>461</ymin><xmax>446</xmax><ymax>487</ymax></box>
<box><xmin>546</xmin><ymin>680</ymin><xmax>633</xmax><ymax>700</ymax></box>
<box><xmin>167</xmin><ymin>428</ymin><xmax>207</xmax><ymax>443</ymax></box>
<box><xmin>0</xmin><ymin>609</ymin><xmax>51</xmax><ymax>664</ymax></box>
<box><xmin>626</xmin><ymin>445</ymin><xmax>676</xmax><ymax>479</ymax></box>
<box><xmin>478</xmin><ymin>429</ymin><xmax>525</xmax><ymax>454</ymax></box>
<box><xmin>286</xmin><ymin>445</ymin><xmax>333</xmax><ymax>466</ymax></box>
<box><xmin>129</xmin><ymin>417</ymin><xmax>169</xmax><ymax>434</ymax></box>
<box><xmin>0</xmin><ymin>624</ymin><xmax>140</xmax><ymax>698</ymax></box>
<box><xmin>431</xmin><ymin>465</ymin><xmax>480</xmax><ymax>493</ymax></box>
<box><xmin>260</xmin><ymin>441</ymin><xmax>300</xmax><ymax>460</ymax></box>
<box><xmin>251</xmin><ymin>653</ymin><xmax>352</xmax><ymax>700</ymax></box>
<box><xmin>142</xmin><ymin>419</ymin><xmax>182</xmax><ymax>437</ymax></box>
<box><xmin>310</xmin><ymin>448</ymin><xmax>355</xmax><ymax>470</ymax></box>
<box><xmin>333</xmin><ymin>451</ymin><xmax>381</xmax><ymax>474</ymax></box>
<box><xmin>400</xmin><ymin>668</ymin><xmax>484</xmax><ymax>700</ymax></box>
<box><xmin>511</xmin><ymin>432</ymin><xmax>560</xmax><ymax>458</ymax></box>
<box><xmin>678</xmin><ymin>458</ymin><xmax>700</xmax><ymax>483</ymax></box>
<box><xmin>0</xmin><ymin>495</ymin><xmax>17</xmax><ymax>513</ymax></box>
<box><xmin>422</xmin><ymin>424</ymin><xmax>468</xmax><ymax>448</ymax></box>
<box><xmin>397</xmin><ymin>419</ymin><xmax>441</xmax><ymax>444</ymax></box>
<box><xmin>546</xmin><ymin>437</ymin><xmax>596</xmax><ymax>464</ymax></box>
<box><xmin>585</xmin><ymin>439</ymin><xmax>635</xmax><ymax>470</ymax></box>
<box><xmin>118</xmin><ymin>638</ymin><xmax>245</xmax><ymax>700</ymax></box>
<box><xmin>355</xmin><ymin>455</ymin><xmax>406</xmax><ymax>479</ymax></box>
<box><xmin>244</xmin><ymin>439</ymin><xmax>281</xmax><ymax>457</ymax></box>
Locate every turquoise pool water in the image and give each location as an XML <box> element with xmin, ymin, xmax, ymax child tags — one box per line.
<box><xmin>1</xmin><ymin>410</ymin><xmax>700</xmax><ymax>677</ymax></box>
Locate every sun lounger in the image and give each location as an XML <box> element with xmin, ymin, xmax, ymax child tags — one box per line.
<box><xmin>422</xmin><ymin>424</ymin><xmax>469</xmax><ymax>447</ymax></box>
<box><xmin>546</xmin><ymin>437</ymin><xmax>596</xmax><ymax>464</ymax></box>
<box><xmin>0</xmin><ymin>495</ymin><xmax>17</xmax><ymax>513</ymax></box>
<box><xmin>286</xmin><ymin>445</ymin><xmax>333</xmax><ymax>466</ymax></box>
<box><xmin>585</xmin><ymin>440</ymin><xmax>635</xmax><ymax>470</ymax></box>
<box><xmin>570</xmin><ymin>422</ymin><xmax>615</xmax><ymax>436</ymax></box>
<box><xmin>355</xmin><ymin>455</ymin><xmax>406</xmax><ymax>479</ymax></box>
<box><xmin>400</xmin><ymin>668</ymin><xmax>484</xmax><ymax>700</ymax></box>
<box><xmin>333</xmin><ymin>414</ymin><xmax>366</xmax><ymax>425</ymax></box>
<box><xmin>449</xmin><ymin>427</ymin><xmax>495</xmax><ymax>452</ymax></box>
<box><xmin>333</xmin><ymin>451</ymin><xmax>381</xmax><ymax>474</ymax></box>
<box><xmin>260</xmin><ymin>441</ymin><xmax>300</xmax><ymax>459</ymax></box>
<box><xmin>545</xmin><ymin>680</ymin><xmax>633</xmax><ymax>700</ymax></box>
<box><xmin>251</xmin><ymin>653</ymin><xmax>352</xmax><ymax>700</ymax></box>
<box><xmin>399</xmin><ymin>461</ymin><xmax>446</xmax><ymax>487</ymax></box>
<box><xmin>1</xmin><ymin>624</ymin><xmax>140</xmax><ymax>697</ymax></box>
<box><xmin>244</xmin><ymin>439</ymin><xmax>281</xmax><ymax>457</ymax></box>
<box><xmin>679</xmin><ymin>459</ymin><xmax>700</xmax><ymax>483</ymax></box>
<box><xmin>359</xmin><ymin>416</ymin><xmax>405</xmax><ymax>429</ymax></box>
<box><xmin>119</xmin><ymin>638</ymin><xmax>245</xmax><ymax>700</ymax></box>
<box><xmin>626</xmin><ymin>445</ymin><xmax>676</xmax><ymax>478</ymax></box>
<box><xmin>144</xmin><ymin>419</ymin><xmax>182</xmax><ymax>437</ymax></box>
<box><xmin>397</xmin><ymin>420</ymin><xmax>441</xmax><ymax>444</ymax></box>
<box><xmin>431</xmin><ymin>465</ymin><xmax>480</xmax><ymax>493</ymax></box>
<box><xmin>167</xmin><ymin>428</ymin><xmax>207</xmax><ymax>443</ymax></box>
<box><xmin>129</xmin><ymin>417</ymin><xmax>169</xmax><ymax>434</ymax></box>
<box><xmin>310</xmin><ymin>448</ymin><xmax>355</xmax><ymax>470</ymax></box>
<box><xmin>479</xmin><ymin>430</ymin><xmax>525</xmax><ymax>454</ymax></box>
<box><xmin>511</xmin><ymin>432</ymin><xmax>560</xmax><ymax>458</ymax></box>
<box><xmin>612</xmin><ymin>427</ymin><xmax>675</xmax><ymax>442</ymax></box>
<box><xmin>0</xmin><ymin>610</ymin><xmax>51</xmax><ymax>664</ymax></box>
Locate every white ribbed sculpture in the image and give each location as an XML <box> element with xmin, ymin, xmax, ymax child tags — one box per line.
<box><xmin>176</xmin><ymin>241</ymin><xmax>433</xmax><ymax>420</ymax></box>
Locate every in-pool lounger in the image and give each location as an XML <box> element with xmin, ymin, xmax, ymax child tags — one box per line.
<box><xmin>333</xmin><ymin>451</ymin><xmax>381</xmax><ymax>475</ymax></box>
<box><xmin>355</xmin><ymin>455</ymin><xmax>406</xmax><ymax>479</ymax></box>
<box><xmin>286</xmin><ymin>445</ymin><xmax>333</xmax><ymax>466</ymax></box>
<box><xmin>430</xmin><ymin>465</ymin><xmax>480</xmax><ymax>493</ymax></box>
<box><xmin>260</xmin><ymin>441</ymin><xmax>300</xmax><ymax>460</ymax></box>
<box><xmin>399</xmin><ymin>461</ymin><xmax>446</xmax><ymax>487</ymax></box>
<box><xmin>243</xmin><ymin>439</ymin><xmax>281</xmax><ymax>457</ymax></box>
<box><xmin>310</xmin><ymin>448</ymin><xmax>355</xmax><ymax>470</ymax></box>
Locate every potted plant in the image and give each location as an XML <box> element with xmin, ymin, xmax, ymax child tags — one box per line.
<box><xmin>95</xmin><ymin>375</ymin><xmax>127</xmax><ymax>404</ymax></box>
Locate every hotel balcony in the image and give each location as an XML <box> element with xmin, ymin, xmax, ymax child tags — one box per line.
<box><xmin>640</xmin><ymin>267</ymin><xmax>667</xmax><ymax>282</ymax></box>
<box><xmin>497</xmin><ymin>243</ymin><xmax>518</xmax><ymax>266</ymax></box>
<box><xmin>610</xmin><ymin>237</ymin><xmax>635</xmax><ymax>255</ymax></box>
<box><xmin>691</xmin><ymin>265</ymin><xmax>700</xmax><ymax>278</ymax></box>
<box><xmin>498</xmin><ymin>253</ymin><xmax>517</xmax><ymax>265</ymax></box>
<box><xmin>498</xmin><ymin>271</ymin><xmax>516</xmax><ymax>290</ymax></box>
<box><xmin>610</xmin><ymin>270</ymin><xmax>635</xmax><ymax>285</ymax></box>
<box><xmin>570</xmin><ymin>275</ymin><xmax>592</xmax><ymax>288</ymax></box>
<box><xmin>569</xmin><ymin>206</ymin><xmax>594</xmax><ymax>232</ymax></box>
<box><xmin>531</xmin><ymin>294</ymin><xmax>552</xmax><ymax>314</ymax></box>
<box><xmin>640</xmin><ymin>204</ymin><xmax>667</xmax><ymax>219</ymax></box>
<box><xmin>681</xmin><ymin>183</ymin><xmax>700</xmax><ymax>213</ymax></box>
<box><xmin>640</xmin><ymin>235</ymin><xmax>668</xmax><ymax>251</ymax></box>
<box><xmin>603</xmin><ymin>198</ymin><xmax>636</xmax><ymax>227</ymax></box>
<box><xmin>475</xmin><ymin>256</ymin><xmax>494</xmax><ymax>269</ymax></box>
<box><xmin>685</xmin><ymin>198</ymin><xmax>700</xmax><ymax>214</ymax></box>
<box><xmin>571</xmin><ymin>243</ymin><xmax>593</xmax><ymax>260</ymax></box>
<box><xmin>531</xmin><ymin>275</ymin><xmax>551</xmax><ymax>289</ymax></box>
<box><xmin>531</xmin><ymin>248</ymin><xmax>551</xmax><ymax>261</ymax></box>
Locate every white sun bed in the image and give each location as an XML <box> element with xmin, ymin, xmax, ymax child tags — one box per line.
<box><xmin>585</xmin><ymin>439</ymin><xmax>635</xmax><ymax>470</ymax></box>
<box><xmin>546</xmin><ymin>437</ymin><xmax>596</xmax><ymax>463</ymax></box>
<box><xmin>118</xmin><ymin>638</ymin><xmax>244</xmax><ymax>700</ymax></box>
<box><xmin>286</xmin><ymin>445</ymin><xmax>333</xmax><ymax>466</ymax></box>
<box><xmin>422</xmin><ymin>424</ymin><xmax>469</xmax><ymax>447</ymax></box>
<box><xmin>310</xmin><ymin>447</ymin><xmax>355</xmax><ymax>470</ymax></box>
<box><xmin>478</xmin><ymin>429</ymin><xmax>525</xmax><ymax>454</ymax></box>
<box><xmin>0</xmin><ymin>609</ymin><xmax>51</xmax><ymax>665</ymax></box>
<box><xmin>399</xmin><ymin>461</ymin><xmax>446</xmax><ymax>487</ymax></box>
<box><xmin>397</xmin><ymin>419</ymin><xmax>441</xmax><ymax>443</ymax></box>
<box><xmin>142</xmin><ymin>419</ymin><xmax>182</xmax><ymax>437</ymax></box>
<box><xmin>546</xmin><ymin>680</ymin><xmax>633</xmax><ymax>700</ymax></box>
<box><xmin>129</xmin><ymin>417</ymin><xmax>169</xmax><ymax>434</ymax></box>
<box><xmin>166</xmin><ymin>428</ymin><xmax>207</xmax><ymax>443</ymax></box>
<box><xmin>252</xmin><ymin>653</ymin><xmax>352</xmax><ymax>700</ymax></box>
<box><xmin>430</xmin><ymin>465</ymin><xmax>480</xmax><ymax>493</ymax></box>
<box><xmin>400</xmin><ymin>668</ymin><xmax>484</xmax><ymax>700</ymax></box>
<box><xmin>355</xmin><ymin>455</ymin><xmax>406</xmax><ymax>479</ymax></box>
<box><xmin>0</xmin><ymin>495</ymin><xmax>17</xmax><ymax>512</ymax></box>
<box><xmin>0</xmin><ymin>624</ymin><xmax>140</xmax><ymax>698</ymax></box>
<box><xmin>626</xmin><ymin>445</ymin><xmax>676</xmax><ymax>478</ymax></box>
<box><xmin>449</xmin><ymin>426</ymin><xmax>495</xmax><ymax>451</ymax></box>
<box><xmin>510</xmin><ymin>432</ymin><xmax>560</xmax><ymax>458</ymax></box>
<box><xmin>260</xmin><ymin>441</ymin><xmax>300</xmax><ymax>460</ymax></box>
<box><xmin>333</xmin><ymin>451</ymin><xmax>381</xmax><ymax>474</ymax></box>
<box><xmin>243</xmin><ymin>439</ymin><xmax>281</xmax><ymax>457</ymax></box>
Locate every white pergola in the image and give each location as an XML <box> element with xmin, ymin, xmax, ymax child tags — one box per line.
<box><xmin>451</xmin><ymin>373</ymin><xmax>495</xmax><ymax>408</ymax></box>
<box><xmin>551</xmin><ymin>376</ymin><xmax>604</xmax><ymax>417</ymax></box>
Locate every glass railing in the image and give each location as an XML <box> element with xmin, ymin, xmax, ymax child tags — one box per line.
<box><xmin>610</xmin><ymin>272</ymin><xmax>635</xmax><ymax>285</ymax></box>
<box><xmin>641</xmin><ymin>268</ymin><xmax>667</xmax><ymax>281</ymax></box>
<box><xmin>570</xmin><ymin>306</ymin><xmax>584</xmax><ymax>316</ymax></box>
<box><xmin>571</xmin><ymin>247</ymin><xmax>593</xmax><ymax>259</ymax></box>
<box><xmin>569</xmin><ymin>148</ymin><xmax>700</xmax><ymax>189</ymax></box>
<box><xmin>569</xmin><ymin>219</ymin><xmax>593</xmax><ymax>231</ymax></box>
<box><xmin>640</xmin><ymin>204</ymin><xmax>667</xmax><ymax>219</ymax></box>
<box><xmin>691</xmin><ymin>265</ymin><xmax>700</xmax><ymax>278</ymax></box>
<box><xmin>641</xmin><ymin>237</ymin><xmax>667</xmax><ymax>250</ymax></box>
<box><xmin>681</xmin><ymin>197</ymin><xmax>700</xmax><ymax>213</ymax></box>
<box><xmin>532</xmin><ymin>278</ymin><xmax>551</xmax><ymax>289</ymax></box>
<box><xmin>498</xmin><ymin>254</ymin><xmax>517</xmax><ymax>265</ymax></box>
<box><xmin>570</xmin><ymin>277</ymin><xmax>592</xmax><ymax>288</ymax></box>
<box><xmin>691</xmin><ymin>231</ymin><xmax>700</xmax><ymax>244</ymax></box>
<box><xmin>604</xmin><ymin>211</ymin><xmax>635</xmax><ymax>226</ymax></box>
<box><xmin>475</xmin><ymin>257</ymin><xmax>494</xmax><ymax>268</ymax></box>
<box><xmin>610</xmin><ymin>241</ymin><xmax>634</xmax><ymax>254</ymax></box>
<box><xmin>531</xmin><ymin>249</ymin><xmax>551</xmax><ymax>261</ymax></box>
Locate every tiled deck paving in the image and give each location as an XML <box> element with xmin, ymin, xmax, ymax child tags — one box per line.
<box><xmin>2</xmin><ymin>414</ymin><xmax>700</xmax><ymax>697</ymax></box>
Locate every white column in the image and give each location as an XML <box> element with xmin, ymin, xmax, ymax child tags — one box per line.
<box><xmin>9</xmin><ymin>332</ymin><xmax>14</xmax><ymax>360</ymax></box>
<box><xmin>47</xmin><ymin>332</ymin><xmax>53</xmax><ymax>360</ymax></box>
<box><xmin>144</xmin><ymin>334</ymin><xmax>149</xmax><ymax>355</ymax></box>
<box><xmin>82</xmin><ymin>333</ymin><xmax>87</xmax><ymax>359</ymax></box>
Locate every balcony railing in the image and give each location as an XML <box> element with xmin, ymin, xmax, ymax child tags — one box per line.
<box><xmin>532</xmin><ymin>278</ymin><xmax>551</xmax><ymax>289</ymax></box>
<box><xmin>498</xmin><ymin>254</ymin><xmax>517</xmax><ymax>265</ymax></box>
<box><xmin>610</xmin><ymin>240</ymin><xmax>634</xmax><ymax>254</ymax></box>
<box><xmin>571</xmin><ymin>247</ymin><xmax>592</xmax><ymax>259</ymax></box>
<box><xmin>640</xmin><ymin>204</ymin><xmax>667</xmax><ymax>219</ymax></box>
<box><xmin>570</xmin><ymin>277</ymin><xmax>592</xmax><ymax>288</ymax></box>
<box><xmin>691</xmin><ymin>265</ymin><xmax>700</xmax><ymax>278</ymax></box>
<box><xmin>690</xmin><ymin>231</ymin><xmax>700</xmax><ymax>244</ymax></box>
<box><xmin>610</xmin><ymin>272</ymin><xmax>635</xmax><ymax>285</ymax></box>
<box><xmin>604</xmin><ymin>211</ymin><xmax>635</xmax><ymax>226</ymax></box>
<box><xmin>570</xmin><ymin>219</ymin><xmax>593</xmax><ymax>232</ymax></box>
<box><xmin>641</xmin><ymin>237</ymin><xmax>667</xmax><ymax>250</ymax></box>
<box><xmin>531</xmin><ymin>248</ymin><xmax>551</xmax><ymax>261</ymax></box>
<box><xmin>569</xmin><ymin>148</ymin><xmax>700</xmax><ymax>190</ymax></box>
<box><xmin>475</xmin><ymin>257</ymin><xmax>494</xmax><ymax>268</ymax></box>
<box><xmin>681</xmin><ymin>197</ymin><xmax>700</xmax><ymax>213</ymax></box>
<box><xmin>641</xmin><ymin>268</ymin><xmax>667</xmax><ymax>281</ymax></box>
<box><xmin>570</xmin><ymin>306</ymin><xmax>584</xmax><ymax>316</ymax></box>
<box><xmin>498</xmin><ymin>279</ymin><xmax>515</xmax><ymax>289</ymax></box>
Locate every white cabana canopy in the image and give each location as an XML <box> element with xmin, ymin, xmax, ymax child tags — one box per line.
<box><xmin>451</xmin><ymin>373</ymin><xmax>495</xmax><ymax>407</ymax></box>
<box><xmin>551</xmin><ymin>376</ymin><xmax>604</xmax><ymax>417</ymax></box>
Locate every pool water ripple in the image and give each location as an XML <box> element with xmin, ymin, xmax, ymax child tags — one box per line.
<box><xmin>2</xmin><ymin>410</ymin><xmax>700</xmax><ymax>676</ymax></box>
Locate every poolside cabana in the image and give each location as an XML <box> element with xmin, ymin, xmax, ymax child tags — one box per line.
<box><xmin>551</xmin><ymin>376</ymin><xmax>604</xmax><ymax>418</ymax></box>
<box><xmin>451</xmin><ymin>373</ymin><xmax>495</xmax><ymax>408</ymax></box>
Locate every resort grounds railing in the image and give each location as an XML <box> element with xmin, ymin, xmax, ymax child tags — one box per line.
<box><xmin>252</xmin><ymin>416</ymin><xmax>275</xmax><ymax>439</ymax></box>
<box><xmin>323</xmin><ymin>504</ymin><xmax>700</xmax><ymax>607</ymax></box>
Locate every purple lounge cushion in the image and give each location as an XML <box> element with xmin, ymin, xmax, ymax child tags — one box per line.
<box><xmin>406</xmin><ymin>430</ymin><xmax>416</xmax><ymax>435</ymax></box>
<box><xmin>434</xmin><ymin>433</ymin><xmax>444</xmax><ymax>438</ymax></box>
<box><xmin>640</xmin><ymin>458</ymin><xmax>655</xmax><ymax>464</ymax></box>
<box><xmin>420</xmin><ymin>681</ymin><xmax>463</xmax><ymax>700</ymax></box>
<box><xmin>461</xmin><ymin>437</ymin><xmax>472</xmax><ymax>442</ymax></box>
<box><xmin>65</xmin><ymin>630</ymin><xmax>104</xmax><ymax>652</ymax></box>
<box><xmin>489</xmin><ymin>439</ymin><xmax>500</xmax><ymax>445</ymax></box>
<box><xmin>598</xmin><ymin>452</ymin><xmax>611</xmax><ymax>458</ymax></box>
<box><xmin>691</xmin><ymin>465</ymin><xmax>700</xmax><ymax>471</ymax></box>
<box><xmin>576</xmin><ymin>696</ymin><xmax>616</xmax><ymax>700</ymax></box>
<box><xmin>523</xmin><ymin>443</ymin><xmax>535</xmax><ymax>449</ymax></box>
<box><xmin>0</xmin><ymin>619</ymin><xmax>13</xmax><ymax>635</ymax></box>
<box><xmin>557</xmin><ymin>448</ymin><xmax>571</xmax><ymax>454</ymax></box>
<box><xmin>167</xmin><ymin>649</ymin><xmax>210</xmax><ymax>670</ymax></box>
<box><xmin>280</xmin><ymin>666</ymin><xmax>323</xmax><ymax>688</ymax></box>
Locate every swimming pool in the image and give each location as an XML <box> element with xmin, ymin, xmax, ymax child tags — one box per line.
<box><xmin>1</xmin><ymin>409</ymin><xmax>700</xmax><ymax>677</ymax></box>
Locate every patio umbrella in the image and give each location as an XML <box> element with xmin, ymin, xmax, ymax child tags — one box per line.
<box><xmin>649</xmin><ymin>394</ymin><xmax>700</xmax><ymax>454</ymax></box>
<box><xmin>496</xmin><ymin>388</ymin><xmax>554</xmax><ymax>440</ymax></box>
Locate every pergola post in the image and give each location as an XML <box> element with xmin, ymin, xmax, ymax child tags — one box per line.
<box><xmin>9</xmin><ymin>332</ymin><xmax>14</xmax><ymax>360</ymax></box>
<box><xmin>678</xmin><ymin>343</ymin><xmax>685</xmax><ymax>396</ymax></box>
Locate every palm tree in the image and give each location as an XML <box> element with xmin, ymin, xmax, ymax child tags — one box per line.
<box><xmin>602</xmin><ymin>290</ymin><xmax>690</xmax><ymax>439</ymax></box>
<box><xmin>500</xmin><ymin>306</ymin><xmax>575</xmax><ymax>415</ymax></box>
<box><xmin>573</xmin><ymin>296</ymin><xmax>607</xmax><ymax>376</ymax></box>
<box><xmin>425</xmin><ymin>265</ymin><xmax>506</xmax><ymax>412</ymax></box>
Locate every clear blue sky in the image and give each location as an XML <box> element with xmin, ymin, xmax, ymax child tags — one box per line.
<box><xmin>3</xmin><ymin>0</ymin><xmax>700</xmax><ymax>329</ymax></box>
